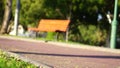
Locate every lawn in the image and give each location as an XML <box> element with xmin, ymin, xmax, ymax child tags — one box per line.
<box><xmin>0</xmin><ymin>50</ymin><xmax>37</xmax><ymax>68</ymax></box>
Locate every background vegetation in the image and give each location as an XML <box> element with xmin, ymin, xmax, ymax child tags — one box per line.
<box><xmin>0</xmin><ymin>0</ymin><xmax>120</xmax><ymax>47</ymax></box>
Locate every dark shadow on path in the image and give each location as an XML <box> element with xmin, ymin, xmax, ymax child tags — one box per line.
<box><xmin>11</xmin><ymin>51</ymin><xmax>120</xmax><ymax>59</ymax></box>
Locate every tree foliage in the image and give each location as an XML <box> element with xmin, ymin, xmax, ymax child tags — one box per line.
<box><xmin>12</xmin><ymin>0</ymin><xmax>44</xmax><ymax>27</ymax></box>
<box><xmin>42</xmin><ymin>0</ymin><xmax>71</xmax><ymax>19</ymax></box>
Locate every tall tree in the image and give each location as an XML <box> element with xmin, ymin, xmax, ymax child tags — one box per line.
<box><xmin>0</xmin><ymin>0</ymin><xmax>12</xmax><ymax>34</ymax></box>
<box><xmin>0</xmin><ymin>0</ymin><xmax>4</xmax><ymax>26</ymax></box>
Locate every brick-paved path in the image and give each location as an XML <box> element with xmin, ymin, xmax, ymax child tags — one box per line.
<box><xmin>0</xmin><ymin>36</ymin><xmax>120</xmax><ymax>68</ymax></box>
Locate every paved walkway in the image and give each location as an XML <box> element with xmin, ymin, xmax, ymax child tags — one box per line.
<box><xmin>0</xmin><ymin>36</ymin><xmax>120</xmax><ymax>68</ymax></box>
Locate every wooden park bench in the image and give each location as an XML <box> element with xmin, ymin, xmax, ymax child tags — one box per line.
<box><xmin>28</xmin><ymin>19</ymin><xmax>70</xmax><ymax>41</ymax></box>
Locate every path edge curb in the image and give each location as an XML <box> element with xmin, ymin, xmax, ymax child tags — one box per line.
<box><xmin>0</xmin><ymin>49</ymin><xmax>53</xmax><ymax>68</ymax></box>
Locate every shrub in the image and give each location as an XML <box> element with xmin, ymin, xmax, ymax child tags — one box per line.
<box><xmin>79</xmin><ymin>25</ymin><xmax>107</xmax><ymax>46</ymax></box>
<box><xmin>69</xmin><ymin>24</ymin><xmax>107</xmax><ymax>46</ymax></box>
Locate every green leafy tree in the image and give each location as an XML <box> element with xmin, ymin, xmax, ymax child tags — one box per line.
<box><xmin>12</xmin><ymin>0</ymin><xmax>44</xmax><ymax>27</ymax></box>
<box><xmin>42</xmin><ymin>0</ymin><xmax>71</xmax><ymax>19</ymax></box>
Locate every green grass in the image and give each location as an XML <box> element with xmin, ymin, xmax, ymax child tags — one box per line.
<box><xmin>0</xmin><ymin>50</ymin><xmax>37</xmax><ymax>68</ymax></box>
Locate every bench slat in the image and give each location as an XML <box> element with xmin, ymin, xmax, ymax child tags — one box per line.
<box><xmin>28</xmin><ymin>19</ymin><xmax>70</xmax><ymax>32</ymax></box>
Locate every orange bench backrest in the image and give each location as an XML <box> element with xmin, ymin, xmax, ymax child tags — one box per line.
<box><xmin>37</xmin><ymin>19</ymin><xmax>70</xmax><ymax>32</ymax></box>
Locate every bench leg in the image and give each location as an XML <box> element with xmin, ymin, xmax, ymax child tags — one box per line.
<box><xmin>28</xmin><ymin>31</ymin><xmax>37</xmax><ymax>38</ymax></box>
<box><xmin>56</xmin><ymin>32</ymin><xmax>66</xmax><ymax>41</ymax></box>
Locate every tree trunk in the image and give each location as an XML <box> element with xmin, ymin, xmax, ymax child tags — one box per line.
<box><xmin>0</xmin><ymin>0</ymin><xmax>12</xmax><ymax>34</ymax></box>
